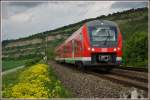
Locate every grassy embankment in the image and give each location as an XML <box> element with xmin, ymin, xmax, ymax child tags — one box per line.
<box><xmin>2</xmin><ymin>57</ymin><xmax>42</xmax><ymax>71</ymax></box>
<box><xmin>2</xmin><ymin>43</ymin><xmax>44</xmax><ymax>71</ymax></box>
<box><xmin>2</xmin><ymin>63</ymin><xmax>71</xmax><ymax>98</ymax></box>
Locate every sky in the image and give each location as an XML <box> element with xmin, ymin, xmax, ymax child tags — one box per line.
<box><xmin>1</xmin><ymin>1</ymin><xmax>148</xmax><ymax>40</ymax></box>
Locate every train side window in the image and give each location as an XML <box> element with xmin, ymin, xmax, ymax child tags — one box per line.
<box><xmin>74</xmin><ymin>40</ymin><xmax>78</xmax><ymax>53</ymax></box>
<box><xmin>64</xmin><ymin>47</ymin><xmax>65</xmax><ymax>53</ymax></box>
<box><xmin>74</xmin><ymin>41</ymin><xmax>76</xmax><ymax>53</ymax></box>
<box><xmin>80</xmin><ymin>33</ymin><xmax>82</xmax><ymax>41</ymax></box>
<box><xmin>72</xmin><ymin>40</ymin><xmax>74</xmax><ymax>53</ymax></box>
<box><xmin>64</xmin><ymin>46</ymin><xmax>66</xmax><ymax>53</ymax></box>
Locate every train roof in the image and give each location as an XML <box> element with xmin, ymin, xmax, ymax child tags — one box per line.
<box><xmin>86</xmin><ymin>20</ymin><xmax>118</xmax><ymax>27</ymax></box>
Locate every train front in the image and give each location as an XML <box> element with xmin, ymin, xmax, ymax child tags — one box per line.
<box><xmin>84</xmin><ymin>20</ymin><xmax>122</xmax><ymax>67</ymax></box>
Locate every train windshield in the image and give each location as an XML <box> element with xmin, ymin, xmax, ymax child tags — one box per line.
<box><xmin>88</xmin><ymin>26</ymin><xmax>117</xmax><ymax>42</ymax></box>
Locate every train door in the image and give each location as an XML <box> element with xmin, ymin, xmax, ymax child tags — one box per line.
<box><xmin>72</xmin><ymin>40</ymin><xmax>75</xmax><ymax>61</ymax></box>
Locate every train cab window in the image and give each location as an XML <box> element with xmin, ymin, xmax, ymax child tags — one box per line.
<box><xmin>88</xmin><ymin>26</ymin><xmax>117</xmax><ymax>42</ymax></box>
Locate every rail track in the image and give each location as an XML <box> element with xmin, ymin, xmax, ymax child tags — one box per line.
<box><xmin>52</xmin><ymin>61</ymin><xmax>148</xmax><ymax>91</ymax></box>
<box><xmin>117</xmin><ymin>65</ymin><xmax>148</xmax><ymax>72</ymax></box>
<box><xmin>88</xmin><ymin>68</ymin><xmax>148</xmax><ymax>91</ymax></box>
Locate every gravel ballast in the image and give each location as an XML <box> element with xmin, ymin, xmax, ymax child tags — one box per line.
<box><xmin>48</xmin><ymin>61</ymin><xmax>148</xmax><ymax>98</ymax></box>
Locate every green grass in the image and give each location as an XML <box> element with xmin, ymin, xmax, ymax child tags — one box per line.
<box><xmin>2</xmin><ymin>59</ymin><xmax>31</xmax><ymax>71</ymax></box>
<box><xmin>2</xmin><ymin>60</ymin><xmax>44</xmax><ymax>91</ymax></box>
<box><xmin>2</xmin><ymin>67</ymin><xmax>26</xmax><ymax>91</ymax></box>
<box><xmin>2</xmin><ymin>63</ymin><xmax>72</xmax><ymax>98</ymax></box>
<box><xmin>47</xmin><ymin>65</ymin><xmax>72</xmax><ymax>97</ymax></box>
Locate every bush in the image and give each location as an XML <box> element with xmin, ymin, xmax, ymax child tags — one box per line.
<box><xmin>25</xmin><ymin>58</ymin><xmax>41</xmax><ymax>67</ymax></box>
<box><xmin>124</xmin><ymin>32</ymin><xmax>148</xmax><ymax>67</ymax></box>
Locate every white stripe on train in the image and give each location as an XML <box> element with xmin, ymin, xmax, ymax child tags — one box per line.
<box><xmin>55</xmin><ymin>57</ymin><xmax>91</xmax><ymax>61</ymax></box>
<box><xmin>55</xmin><ymin>57</ymin><xmax>122</xmax><ymax>61</ymax></box>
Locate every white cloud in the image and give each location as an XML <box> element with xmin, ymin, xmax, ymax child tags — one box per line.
<box><xmin>83</xmin><ymin>1</ymin><xmax>116</xmax><ymax>19</ymax></box>
<box><xmin>2</xmin><ymin>1</ymin><xmax>147</xmax><ymax>40</ymax></box>
<box><xmin>10</xmin><ymin>12</ymin><xmax>32</xmax><ymax>23</ymax></box>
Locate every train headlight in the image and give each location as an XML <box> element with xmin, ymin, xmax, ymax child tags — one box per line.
<box><xmin>91</xmin><ymin>48</ymin><xmax>95</xmax><ymax>51</ymax></box>
<box><xmin>118</xmin><ymin>47</ymin><xmax>120</xmax><ymax>50</ymax></box>
<box><xmin>88</xmin><ymin>47</ymin><xmax>91</xmax><ymax>51</ymax></box>
<box><xmin>114</xmin><ymin>48</ymin><xmax>117</xmax><ymax>51</ymax></box>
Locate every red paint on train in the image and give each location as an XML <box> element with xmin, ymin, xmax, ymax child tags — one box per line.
<box><xmin>55</xmin><ymin>20</ymin><xmax>123</xmax><ymax>70</ymax></box>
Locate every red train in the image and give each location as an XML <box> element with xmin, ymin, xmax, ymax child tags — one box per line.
<box><xmin>55</xmin><ymin>20</ymin><xmax>122</xmax><ymax>71</ymax></box>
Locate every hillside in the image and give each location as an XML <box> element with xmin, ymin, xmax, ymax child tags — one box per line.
<box><xmin>2</xmin><ymin>7</ymin><xmax>148</xmax><ymax>68</ymax></box>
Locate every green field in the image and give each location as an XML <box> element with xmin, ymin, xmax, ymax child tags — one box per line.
<box><xmin>2</xmin><ymin>59</ymin><xmax>30</xmax><ymax>71</ymax></box>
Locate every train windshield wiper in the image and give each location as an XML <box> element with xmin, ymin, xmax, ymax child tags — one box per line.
<box><xmin>103</xmin><ymin>31</ymin><xmax>111</xmax><ymax>45</ymax></box>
